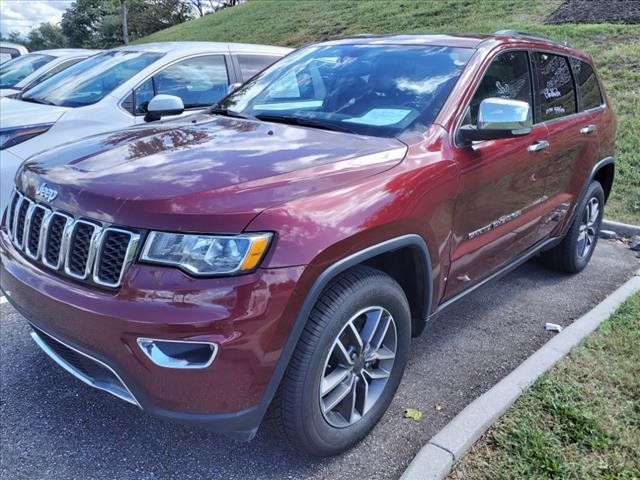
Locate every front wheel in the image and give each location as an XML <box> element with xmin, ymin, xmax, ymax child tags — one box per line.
<box><xmin>272</xmin><ymin>266</ymin><xmax>411</xmax><ymax>456</ymax></box>
<box><xmin>540</xmin><ymin>180</ymin><xmax>605</xmax><ymax>273</ymax></box>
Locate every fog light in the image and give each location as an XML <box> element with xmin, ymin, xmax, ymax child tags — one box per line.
<box><xmin>137</xmin><ymin>338</ymin><xmax>218</xmax><ymax>369</ymax></box>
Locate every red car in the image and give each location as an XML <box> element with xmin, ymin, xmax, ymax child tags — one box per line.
<box><xmin>1</xmin><ymin>32</ymin><xmax>615</xmax><ymax>456</ymax></box>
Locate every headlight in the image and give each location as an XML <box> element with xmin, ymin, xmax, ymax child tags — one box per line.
<box><xmin>0</xmin><ymin>123</ymin><xmax>53</xmax><ymax>150</ymax></box>
<box><xmin>141</xmin><ymin>232</ymin><xmax>272</xmax><ymax>275</ymax></box>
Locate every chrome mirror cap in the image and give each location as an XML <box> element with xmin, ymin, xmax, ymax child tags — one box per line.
<box><xmin>477</xmin><ymin>97</ymin><xmax>533</xmax><ymax>134</ymax></box>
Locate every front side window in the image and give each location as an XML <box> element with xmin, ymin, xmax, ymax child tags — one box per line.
<box><xmin>219</xmin><ymin>44</ymin><xmax>473</xmax><ymax>137</ymax></box>
<box><xmin>570</xmin><ymin>58</ymin><xmax>603</xmax><ymax>111</ymax></box>
<box><xmin>21</xmin><ymin>50</ymin><xmax>163</xmax><ymax>107</ymax></box>
<box><xmin>131</xmin><ymin>55</ymin><xmax>229</xmax><ymax>114</ymax></box>
<box><xmin>237</xmin><ymin>54</ymin><xmax>281</xmax><ymax>81</ymax></box>
<box><xmin>532</xmin><ymin>52</ymin><xmax>576</xmax><ymax>121</ymax></box>
<box><xmin>0</xmin><ymin>53</ymin><xmax>55</xmax><ymax>89</ymax></box>
<box><xmin>464</xmin><ymin>50</ymin><xmax>532</xmax><ymax>126</ymax></box>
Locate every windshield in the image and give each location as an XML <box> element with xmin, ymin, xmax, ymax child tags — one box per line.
<box><xmin>22</xmin><ymin>50</ymin><xmax>163</xmax><ymax>107</ymax></box>
<box><xmin>218</xmin><ymin>44</ymin><xmax>473</xmax><ymax>137</ymax></box>
<box><xmin>0</xmin><ymin>53</ymin><xmax>55</xmax><ymax>89</ymax></box>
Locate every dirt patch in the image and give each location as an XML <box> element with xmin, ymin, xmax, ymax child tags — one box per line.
<box><xmin>546</xmin><ymin>0</ymin><xmax>640</xmax><ymax>24</ymax></box>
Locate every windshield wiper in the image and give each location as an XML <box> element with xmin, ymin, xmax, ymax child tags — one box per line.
<box><xmin>255</xmin><ymin>114</ymin><xmax>355</xmax><ymax>134</ymax></box>
<box><xmin>208</xmin><ymin>107</ymin><xmax>257</xmax><ymax>121</ymax></box>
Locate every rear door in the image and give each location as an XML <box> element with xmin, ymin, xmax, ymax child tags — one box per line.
<box><xmin>530</xmin><ymin>52</ymin><xmax>600</xmax><ymax>237</ymax></box>
<box><xmin>446</xmin><ymin>50</ymin><xmax>550</xmax><ymax>298</ymax></box>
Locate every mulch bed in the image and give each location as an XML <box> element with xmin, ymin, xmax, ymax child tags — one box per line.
<box><xmin>545</xmin><ymin>0</ymin><xmax>640</xmax><ymax>24</ymax></box>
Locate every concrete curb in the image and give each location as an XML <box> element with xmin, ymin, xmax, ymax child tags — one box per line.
<box><xmin>400</xmin><ymin>270</ymin><xmax>640</xmax><ymax>480</ymax></box>
<box><xmin>602</xmin><ymin>219</ymin><xmax>640</xmax><ymax>238</ymax></box>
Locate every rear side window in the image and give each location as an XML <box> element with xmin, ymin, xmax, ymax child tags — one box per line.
<box><xmin>532</xmin><ymin>52</ymin><xmax>576</xmax><ymax>121</ymax></box>
<box><xmin>237</xmin><ymin>54</ymin><xmax>281</xmax><ymax>81</ymax></box>
<box><xmin>570</xmin><ymin>58</ymin><xmax>603</xmax><ymax>110</ymax></box>
<box><xmin>465</xmin><ymin>50</ymin><xmax>532</xmax><ymax>126</ymax></box>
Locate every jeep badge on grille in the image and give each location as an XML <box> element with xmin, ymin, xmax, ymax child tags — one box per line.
<box><xmin>36</xmin><ymin>183</ymin><xmax>58</xmax><ymax>202</ymax></box>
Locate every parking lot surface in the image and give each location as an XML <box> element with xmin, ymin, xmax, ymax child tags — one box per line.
<box><xmin>1</xmin><ymin>240</ymin><xmax>638</xmax><ymax>480</ymax></box>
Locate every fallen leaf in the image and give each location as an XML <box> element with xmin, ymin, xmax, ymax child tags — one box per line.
<box><xmin>403</xmin><ymin>408</ymin><xmax>423</xmax><ymax>421</ymax></box>
<box><xmin>435</xmin><ymin>404</ymin><xmax>443</xmax><ymax>411</ymax></box>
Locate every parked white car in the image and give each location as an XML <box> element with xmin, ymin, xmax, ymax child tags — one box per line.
<box><xmin>0</xmin><ymin>49</ymin><xmax>99</xmax><ymax>98</ymax></box>
<box><xmin>0</xmin><ymin>42</ymin><xmax>28</xmax><ymax>64</ymax></box>
<box><xmin>0</xmin><ymin>41</ymin><xmax>291</xmax><ymax>210</ymax></box>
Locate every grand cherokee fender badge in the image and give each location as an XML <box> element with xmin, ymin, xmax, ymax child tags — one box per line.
<box><xmin>36</xmin><ymin>183</ymin><xmax>58</xmax><ymax>202</ymax></box>
<box><xmin>468</xmin><ymin>209</ymin><xmax>522</xmax><ymax>239</ymax></box>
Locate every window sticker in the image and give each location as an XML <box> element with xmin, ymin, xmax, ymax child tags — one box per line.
<box><xmin>343</xmin><ymin>108</ymin><xmax>412</xmax><ymax>126</ymax></box>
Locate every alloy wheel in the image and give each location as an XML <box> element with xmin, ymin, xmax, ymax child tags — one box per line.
<box><xmin>319</xmin><ymin>306</ymin><xmax>397</xmax><ymax>428</ymax></box>
<box><xmin>577</xmin><ymin>197</ymin><xmax>600</xmax><ymax>259</ymax></box>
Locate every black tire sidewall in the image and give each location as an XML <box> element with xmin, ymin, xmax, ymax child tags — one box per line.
<box><xmin>299</xmin><ymin>272</ymin><xmax>411</xmax><ymax>455</ymax></box>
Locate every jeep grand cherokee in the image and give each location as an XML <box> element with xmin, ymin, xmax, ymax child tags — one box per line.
<box><xmin>0</xmin><ymin>32</ymin><xmax>615</xmax><ymax>456</ymax></box>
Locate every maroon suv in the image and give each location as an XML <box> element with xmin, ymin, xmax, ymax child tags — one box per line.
<box><xmin>1</xmin><ymin>32</ymin><xmax>615</xmax><ymax>455</ymax></box>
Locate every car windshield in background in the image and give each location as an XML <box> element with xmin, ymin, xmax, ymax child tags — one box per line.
<box><xmin>218</xmin><ymin>44</ymin><xmax>473</xmax><ymax>137</ymax></box>
<box><xmin>21</xmin><ymin>50</ymin><xmax>163</xmax><ymax>107</ymax></box>
<box><xmin>0</xmin><ymin>53</ymin><xmax>55</xmax><ymax>89</ymax></box>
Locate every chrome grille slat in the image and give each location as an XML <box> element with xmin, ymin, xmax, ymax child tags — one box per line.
<box><xmin>6</xmin><ymin>190</ymin><xmax>137</xmax><ymax>288</ymax></box>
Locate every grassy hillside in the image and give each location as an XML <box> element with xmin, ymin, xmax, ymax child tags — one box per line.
<box><xmin>139</xmin><ymin>0</ymin><xmax>640</xmax><ymax>224</ymax></box>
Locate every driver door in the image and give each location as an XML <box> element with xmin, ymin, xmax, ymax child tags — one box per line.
<box><xmin>445</xmin><ymin>50</ymin><xmax>550</xmax><ymax>298</ymax></box>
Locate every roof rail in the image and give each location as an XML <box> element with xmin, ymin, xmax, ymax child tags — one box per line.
<box><xmin>494</xmin><ymin>30</ymin><xmax>571</xmax><ymax>47</ymax></box>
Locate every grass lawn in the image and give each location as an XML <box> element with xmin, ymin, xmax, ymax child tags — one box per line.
<box><xmin>449</xmin><ymin>291</ymin><xmax>640</xmax><ymax>479</ymax></box>
<box><xmin>138</xmin><ymin>0</ymin><xmax>640</xmax><ymax>224</ymax></box>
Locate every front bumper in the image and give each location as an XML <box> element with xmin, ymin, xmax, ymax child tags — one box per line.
<box><xmin>0</xmin><ymin>228</ymin><xmax>305</xmax><ymax>439</ymax></box>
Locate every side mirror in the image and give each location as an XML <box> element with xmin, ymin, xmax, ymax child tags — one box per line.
<box><xmin>145</xmin><ymin>94</ymin><xmax>184</xmax><ymax>122</ymax></box>
<box><xmin>227</xmin><ymin>82</ymin><xmax>242</xmax><ymax>94</ymax></box>
<box><xmin>459</xmin><ymin>98</ymin><xmax>533</xmax><ymax>143</ymax></box>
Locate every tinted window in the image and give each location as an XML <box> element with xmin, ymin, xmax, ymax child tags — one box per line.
<box><xmin>219</xmin><ymin>45</ymin><xmax>473</xmax><ymax>138</ymax></box>
<box><xmin>133</xmin><ymin>78</ymin><xmax>155</xmax><ymax>114</ymax></box>
<box><xmin>237</xmin><ymin>54</ymin><xmax>281</xmax><ymax>80</ymax></box>
<box><xmin>20</xmin><ymin>57</ymin><xmax>85</xmax><ymax>90</ymax></box>
<box><xmin>0</xmin><ymin>53</ymin><xmax>54</xmax><ymax>88</ymax></box>
<box><xmin>155</xmin><ymin>55</ymin><xmax>229</xmax><ymax>109</ymax></box>
<box><xmin>22</xmin><ymin>51</ymin><xmax>163</xmax><ymax>107</ymax></box>
<box><xmin>532</xmin><ymin>52</ymin><xmax>576</xmax><ymax>121</ymax></box>
<box><xmin>570</xmin><ymin>58</ymin><xmax>603</xmax><ymax>110</ymax></box>
<box><xmin>465</xmin><ymin>50</ymin><xmax>532</xmax><ymax>126</ymax></box>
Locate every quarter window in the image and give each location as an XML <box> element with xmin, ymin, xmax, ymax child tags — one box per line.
<box><xmin>532</xmin><ymin>52</ymin><xmax>576</xmax><ymax>121</ymax></box>
<box><xmin>570</xmin><ymin>58</ymin><xmax>603</xmax><ymax>110</ymax></box>
<box><xmin>132</xmin><ymin>55</ymin><xmax>230</xmax><ymax>114</ymax></box>
<box><xmin>465</xmin><ymin>51</ymin><xmax>532</xmax><ymax>126</ymax></box>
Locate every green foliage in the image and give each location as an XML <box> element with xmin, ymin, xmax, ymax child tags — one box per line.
<box><xmin>25</xmin><ymin>23</ymin><xmax>69</xmax><ymax>50</ymax></box>
<box><xmin>452</xmin><ymin>293</ymin><xmax>640</xmax><ymax>479</ymax></box>
<box><xmin>61</xmin><ymin>0</ymin><xmax>194</xmax><ymax>48</ymax></box>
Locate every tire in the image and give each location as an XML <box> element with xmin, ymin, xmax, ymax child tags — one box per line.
<box><xmin>272</xmin><ymin>265</ymin><xmax>411</xmax><ymax>456</ymax></box>
<box><xmin>540</xmin><ymin>181</ymin><xmax>605</xmax><ymax>273</ymax></box>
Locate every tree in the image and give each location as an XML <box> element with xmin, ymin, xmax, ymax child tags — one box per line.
<box><xmin>26</xmin><ymin>23</ymin><xmax>68</xmax><ymax>51</ymax></box>
<box><xmin>61</xmin><ymin>0</ymin><xmax>117</xmax><ymax>48</ymax></box>
<box><xmin>187</xmin><ymin>0</ymin><xmax>205</xmax><ymax>17</ymax></box>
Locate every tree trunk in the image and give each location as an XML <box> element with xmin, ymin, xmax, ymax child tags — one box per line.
<box><xmin>120</xmin><ymin>0</ymin><xmax>129</xmax><ymax>45</ymax></box>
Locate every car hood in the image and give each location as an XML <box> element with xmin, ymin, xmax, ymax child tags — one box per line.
<box><xmin>0</xmin><ymin>97</ymin><xmax>70</xmax><ymax>128</ymax></box>
<box><xmin>17</xmin><ymin>114</ymin><xmax>407</xmax><ymax>233</ymax></box>
<box><xmin>0</xmin><ymin>88</ymin><xmax>20</xmax><ymax>98</ymax></box>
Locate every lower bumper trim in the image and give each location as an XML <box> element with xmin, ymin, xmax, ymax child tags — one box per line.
<box><xmin>30</xmin><ymin>326</ymin><xmax>141</xmax><ymax>408</ymax></box>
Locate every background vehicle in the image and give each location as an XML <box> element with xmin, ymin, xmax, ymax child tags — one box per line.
<box><xmin>0</xmin><ymin>48</ymin><xmax>99</xmax><ymax>98</ymax></box>
<box><xmin>0</xmin><ymin>41</ymin><xmax>28</xmax><ymax>64</ymax></box>
<box><xmin>0</xmin><ymin>41</ymin><xmax>291</xmax><ymax>211</ymax></box>
<box><xmin>0</xmin><ymin>33</ymin><xmax>615</xmax><ymax>456</ymax></box>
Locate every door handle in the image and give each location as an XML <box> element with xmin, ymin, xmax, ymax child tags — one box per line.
<box><xmin>527</xmin><ymin>140</ymin><xmax>550</xmax><ymax>152</ymax></box>
<box><xmin>580</xmin><ymin>124</ymin><xmax>597</xmax><ymax>135</ymax></box>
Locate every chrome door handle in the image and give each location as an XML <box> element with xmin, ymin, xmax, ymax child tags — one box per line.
<box><xmin>580</xmin><ymin>124</ymin><xmax>597</xmax><ymax>135</ymax></box>
<box><xmin>527</xmin><ymin>140</ymin><xmax>550</xmax><ymax>152</ymax></box>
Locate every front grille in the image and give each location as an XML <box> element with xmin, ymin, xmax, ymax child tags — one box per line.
<box><xmin>6</xmin><ymin>189</ymin><xmax>140</xmax><ymax>288</ymax></box>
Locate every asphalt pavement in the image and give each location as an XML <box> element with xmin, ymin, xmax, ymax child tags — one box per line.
<box><xmin>1</xmin><ymin>239</ymin><xmax>638</xmax><ymax>480</ymax></box>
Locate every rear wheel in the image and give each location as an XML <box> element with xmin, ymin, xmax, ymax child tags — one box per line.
<box><xmin>540</xmin><ymin>181</ymin><xmax>604</xmax><ymax>273</ymax></box>
<box><xmin>273</xmin><ymin>266</ymin><xmax>411</xmax><ymax>456</ymax></box>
